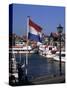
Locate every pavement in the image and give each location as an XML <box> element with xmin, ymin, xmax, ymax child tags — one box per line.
<box><xmin>31</xmin><ymin>75</ymin><xmax>65</xmax><ymax>85</ymax></box>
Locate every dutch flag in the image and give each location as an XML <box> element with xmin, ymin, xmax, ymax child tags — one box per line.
<box><xmin>28</xmin><ymin>19</ymin><xmax>42</xmax><ymax>42</ymax></box>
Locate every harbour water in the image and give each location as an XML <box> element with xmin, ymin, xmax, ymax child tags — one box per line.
<box><xmin>15</xmin><ymin>53</ymin><xmax>65</xmax><ymax>80</ymax></box>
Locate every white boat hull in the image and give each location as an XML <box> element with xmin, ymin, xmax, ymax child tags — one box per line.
<box><xmin>39</xmin><ymin>50</ymin><xmax>55</xmax><ymax>59</ymax></box>
<box><xmin>53</xmin><ymin>51</ymin><xmax>65</xmax><ymax>62</ymax></box>
<box><xmin>53</xmin><ymin>56</ymin><xmax>65</xmax><ymax>62</ymax></box>
<box><xmin>46</xmin><ymin>54</ymin><xmax>55</xmax><ymax>59</ymax></box>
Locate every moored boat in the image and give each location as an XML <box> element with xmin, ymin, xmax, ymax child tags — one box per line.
<box><xmin>53</xmin><ymin>51</ymin><xmax>65</xmax><ymax>62</ymax></box>
<box><xmin>9</xmin><ymin>45</ymin><xmax>35</xmax><ymax>54</ymax></box>
<box><xmin>39</xmin><ymin>45</ymin><xmax>57</xmax><ymax>59</ymax></box>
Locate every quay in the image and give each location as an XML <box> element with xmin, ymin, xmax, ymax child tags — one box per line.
<box><xmin>31</xmin><ymin>75</ymin><xmax>65</xmax><ymax>84</ymax></box>
<box><xmin>9</xmin><ymin>74</ymin><xmax>65</xmax><ymax>86</ymax></box>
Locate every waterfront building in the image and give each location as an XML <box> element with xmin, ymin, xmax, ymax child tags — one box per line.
<box><xmin>49</xmin><ymin>32</ymin><xmax>59</xmax><ymax>46</ymax></box>
<box><xmin>49</xmin><ymin>32</ymin><xmax>65</xmax><ymax>49</ymax></box>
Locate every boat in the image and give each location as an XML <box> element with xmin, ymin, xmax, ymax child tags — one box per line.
<box><xmin>39</xmin><ymin>45</ymin><xmax>57</xmax><ymax>59</ymax></box>
<box><xmin>45</xmin><ymin>50</ymin><xmax>55</xmax><ymax>59</ymax></box>
<box><xmin>53</xmin><ymin>51</ymin><xmax>65</xmax><ymax>62</ymax></box>
<box><xmin>9</xmin><ymin>45</ymin><xmax>35</xmax><ymax>54</ymax></box>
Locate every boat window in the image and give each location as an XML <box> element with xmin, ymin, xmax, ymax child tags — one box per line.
<box><xmin>61</xmin><ymin>54</ymin><xmax>65</xmax><ymax>57</ymax></box>
<box><xmin>49</xmin><ymin>47</ymin><xmax>52</xmax><ymax>50</ymax></box>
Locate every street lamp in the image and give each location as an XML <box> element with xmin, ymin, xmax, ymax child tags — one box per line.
<box><xmin>57</xmin><ymin>24</ymin><xmax>63</xmax><ymax>76</ymax></box>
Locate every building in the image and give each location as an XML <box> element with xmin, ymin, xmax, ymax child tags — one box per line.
<box><xmin>49</xmin><ymin>32</ymin><xmax>65</xmax><ymax>50</ymax></box>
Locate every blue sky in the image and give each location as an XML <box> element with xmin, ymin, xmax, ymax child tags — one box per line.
<box><xmin>12</xmin><ymin>4</ymin><xmax>65</xmax><ymax>36</ymax></box>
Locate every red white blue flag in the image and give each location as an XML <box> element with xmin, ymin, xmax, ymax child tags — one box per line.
<box><xmin>28</xmin><ymin>19</ymin><xmax>42</xmax><ymax>42</ymax></box>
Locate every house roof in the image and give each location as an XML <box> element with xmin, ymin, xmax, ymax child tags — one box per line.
<box><xmin>50</xmin><ymin>32</ymin><xmax>59</xmax><ymax>38</ymax></box>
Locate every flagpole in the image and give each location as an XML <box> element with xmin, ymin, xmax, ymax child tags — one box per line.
<box><xmin>25</xmin><ymin>16</ymin><xmax>30</xmax><ymax>79</ymax></box>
